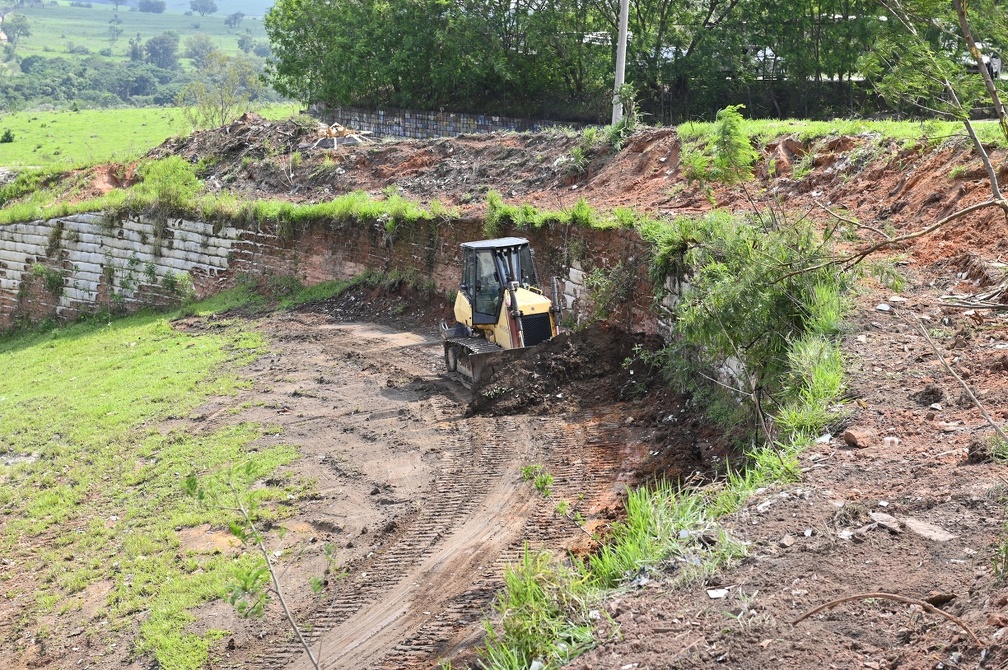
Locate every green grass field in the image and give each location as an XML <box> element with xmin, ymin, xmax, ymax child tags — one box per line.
<box><xmin>0</xmin><ymin>102</ymin><xmax>298</xmax><ymax>169</ymax></box>
<box><xmin>0</xmin><ymin>294</ymin><xmax>307</xmax><ymax>668</ymax></box>
<box><xmin>10</xmin><ymin>1</ymin><xmax>271</xmax><ymax>63</ymax></box>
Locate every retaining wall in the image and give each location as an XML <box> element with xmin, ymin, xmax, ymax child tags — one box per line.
<box><xmin>311</xmin><ymin>105</ymin><xmax>579</xmax><ymax>140</ymax></box>
<box><xmin>0</xmin><ymin>213</ymin><xmax>676</xmax><ymax>337</ymax></box>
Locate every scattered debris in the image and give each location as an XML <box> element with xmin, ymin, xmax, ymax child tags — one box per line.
<box><xmin>843</xmin><ymin>428</ymin><xmax>876</xmax><ymax>449</ymax></box>
<box><xmin>903</xmin><ymin>518</ymin><xmax>957</xmax><ymax>542</ymax></box>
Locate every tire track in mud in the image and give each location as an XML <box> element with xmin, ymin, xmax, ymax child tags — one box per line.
<box><xmin>267</xmin><ymin>409</ymin><xmax>530</xmax><ymax>668</ymax></box>
<box><xmin>252</xmin><ymin>315</ymin><xmax>650</xmax><ymax>669</ymax></box>
<box><xmin>386</xmin><ymin>411</ymin><xmax>640</xmax><ymax>668</ymax></box>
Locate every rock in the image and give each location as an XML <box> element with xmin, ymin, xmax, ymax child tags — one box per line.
<box><xmin>967</xmin><ymin>437</ymin><xmax>992</xmax><ymax>464</ymax></box>
<box><xmin>904</xmin><ymin>517</ymin><xmax>957</xmax><ymax>542</ymax></box>
<box><xmin>925</xmin><ymin>592</ymin><xmax>957</xmax><ymax>607</ymax></box>
<box><xmin>910</xmin><ymin>384</ymin><xmax>944</xmax><ymax>406</ymax></box>
<box><xmin>780</xmin><ymin>534</ymin><xmax>796</xmax><ymax>548</ymax></box>
<box><xmin>706</xmin><ymin>588</ymin><xmax>730</xmax><ymax>599</ymax></box>
<box><xmin>869</xmin><ymin>511</ymin><xmax>903</xmax><ymax>533</ymax></box>
<box><xmin>756</xmin><ymin>491</ymin><xmax>789</xmax><ymax>513</ymax></box>
<box><xmin>844</xmin><ymin>428</ymin><xmax>876</xmax><ymax>449</ymax></box>
<box><xmin>882</xmin><ymin>436</ymin><xmax>900</xmax><ymax>448</ymax></box>
<box><xmin>988</xmin><ymin>612</ymin><xmax>1008</xmax><ymax>627</ymax></box>
<box><xmin>876</xmin><ymin>303</ymin><xmax>891</xmax><ymax>312</ymax></box>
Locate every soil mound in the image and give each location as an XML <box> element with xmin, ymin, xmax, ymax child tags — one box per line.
<box><xmin>468</xmin><ymin>325</ymin><xmax>666</xmax><ymax>416</ymax></box>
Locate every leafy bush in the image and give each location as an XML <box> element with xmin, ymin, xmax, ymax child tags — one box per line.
<box><xmin>0</xmin><ymin>129</ymin><xmax>13</xmax><ymax>143</ymax></box>
<box><xmin>642</xmin><ymin>209</ymin><xmax>851</xmax><ymax>444</ymax></box>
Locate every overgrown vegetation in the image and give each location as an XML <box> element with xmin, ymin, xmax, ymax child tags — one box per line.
<box><xmin>480</xmin><ymin>204</ymin><xmax>852</xmax><ymax>668</ymax></box>
<box><xmin>484</xmin><ymin>192</ymin><xmax>612</xmax><ymax>235</ymax></box>
<box><xmin>641</xmin><ymin>209</ymin><xmax>850</xmax><ymax>449</ymax></box>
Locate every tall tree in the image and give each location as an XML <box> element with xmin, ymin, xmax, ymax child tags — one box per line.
<box><xmin>144</xmin><ymin>31</ymin><xmax>180</xmax><ymax>70</ymax></box>
<box><xmin>3</xmin><ymin>13</ymin><xmax>31</xmax><ymax>49</ymax></box>
<box><xmin>184</xmin><ymin>33</ymin><xmax>217</xmax><ymax>68</ymax></box>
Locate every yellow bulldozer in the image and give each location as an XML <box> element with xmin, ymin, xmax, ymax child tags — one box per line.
<box><xmin>441</xmin><ymin>237</ymin><xmax>561</xmax><ymax>385</ymax></box>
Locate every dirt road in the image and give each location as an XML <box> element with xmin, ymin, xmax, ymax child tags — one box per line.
<box><xmin>180</xmin><ymin>297</ymin><xmax>700</xmax><ymax>669</ymax></box>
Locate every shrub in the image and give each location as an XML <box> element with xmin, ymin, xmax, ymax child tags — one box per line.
<box><xmin>642</xmin><ymin>210</ymin><xmax>851</xmax><ymax>444</ymax></box>
<box><xmin>129</xmin><ymin>157</ymin><xmax>201</xmax><ymax>212</ymax></box>
<box><xmin>712</xmin><ymin>104</ymin><xmax>758</xmax><ymax>183</ymax></box>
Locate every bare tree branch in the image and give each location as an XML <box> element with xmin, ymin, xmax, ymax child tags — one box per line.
<box><xmin>913</xmin><ymin>317</ymin><xmax>1008</xmax><ymax>445</ymax></box>
<box><xmin>793</xmin><ymin>591</ymin><xmax>984</xmax><ymax>647</ymax></box>
<box><xmin>229</xmin><ymin>480</ymin><xmax>321</xmax><ymax>670</ymax></box>
<box><xmin>954</xmin><ymin>0</ymin><xmax>1008</xmax><ymax>147</ymax></box>
<box><xmin>817</xmin><ymin>203</ymin><xmax>891</xmax><ymax>241</ymax></box>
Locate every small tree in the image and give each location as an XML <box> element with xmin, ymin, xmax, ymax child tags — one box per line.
<box><xmin>128</xmin><ymin>33</ymin><xmax>143</xmax><ymax>61</ymax></box>
<box><xmin>860</xmin><ymin>0</ymin><xmax>1008</xmax><ymax>222</ymax></box>
<box><xmin>224</xmin><ymin>11</ymin><xmax>244</xmax><ymax>29</ymax></box>
<box><xmin>138</xmin><ymin>0</ymin><xmax>166</xmax><ymax>13</ymax></box>
<box><xmin>189</xmin><ymin>0</ymin><xmax>217</xmax><ymax>16</ymax></box>
<box><xmin>237</xmin><ymin>33</ymin><xmax>254</xmax><ymax>54</ymax></box>
<box><xmin>178</xmin><ymin>52</ymin><xmax>263</xmax><ymax>128</ymax></box>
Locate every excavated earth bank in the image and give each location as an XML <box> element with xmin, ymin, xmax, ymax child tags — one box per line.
<box><xmin>7</xmin><ymin>115</ymin><xmax>1008</xmax><ymax>669</ymax></box>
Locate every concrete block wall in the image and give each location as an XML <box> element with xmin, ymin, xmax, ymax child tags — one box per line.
<box><xmin>1</xmin><ymin>212</ymin><xmax>678</xmax><ymax>339</ymax></box>
<box><xmin>0</xmin><ymin>214</ymin><xmax>243</xmax><ymax>328</ymax></box>
<box><xmin>311</xmin><ymin>105</ymin><xmax>578</xmax><ymax>140</ymax></box>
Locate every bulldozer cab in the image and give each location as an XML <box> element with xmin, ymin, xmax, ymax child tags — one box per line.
<box><xmin>459</xmin><ymin>238</ymin><xmax>539</xmax><ymax>324</ymax></box>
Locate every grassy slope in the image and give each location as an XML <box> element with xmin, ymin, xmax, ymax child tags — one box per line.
<box><xmin>11</xmin><ymin>2</ymin><xmax>269</xmax><ymax>63</ymax></box>
<box><xmin>0</xmin><ymin>102</ymin><xmax>298</xmax><ymax>169</ymax></box>
<box><xmin>0</xmin><ymin>297</ymin><xmax>308</xmax><ymax>669</ymax></box>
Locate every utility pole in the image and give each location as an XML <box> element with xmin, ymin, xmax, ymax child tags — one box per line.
<box><xmin>611</xmin><ymin>0</ymin><xmax>630</xmax><ymax>124</ymax></box>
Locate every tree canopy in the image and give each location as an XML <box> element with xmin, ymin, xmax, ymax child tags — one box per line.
<box><xmin>190</xmin><ymin>0</ymin><xmax>218</xmax><ymax>17</ymax></box>
<box><xmin>263</xmin><ymin>0</ymin><xmax>1006</xmax><ymax>123</ymax></box>
<box><xmin>144</xmin><ymin>31</ymin><xmax>180</xmax><ymax>70</ymax></box>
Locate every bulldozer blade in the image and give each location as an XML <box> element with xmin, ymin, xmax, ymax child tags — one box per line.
<box><xmin>444</xmin><ymin>338</ymin><xmax>529</xmax><ymax>388</ymax></box>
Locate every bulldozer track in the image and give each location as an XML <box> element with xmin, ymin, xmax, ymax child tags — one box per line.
<box><xmin>248</xmin><ymin>317</ymin><xmax>643</xmax><ymax>669</ymax></box>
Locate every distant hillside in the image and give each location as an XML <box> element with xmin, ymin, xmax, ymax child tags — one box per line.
<box><xmin>0</xmin><ymin>0</ymin><xmax>278</xmax><ymax>110</ymax></box>
<box><xmin>87</xmin><ymin>0</ymin><xmax>275</xmax><ymax>16</ymax></box>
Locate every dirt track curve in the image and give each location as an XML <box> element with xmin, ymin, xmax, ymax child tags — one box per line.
<box><xmin>176</xmin><ymin>300</ymin><xmax>686</xmax><ymax>669</ymax></box>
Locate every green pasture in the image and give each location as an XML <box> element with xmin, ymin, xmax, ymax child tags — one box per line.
<box><xmin>11</xmin><ymin>1</ymin><xmax>270</xmax><ymax>63</ymax></box>
<box><xmin>0</xmin><ymin>295</ymin><xmax>307</xmax><ymax>668</ymax></box>
<box><xmin>0</xmin><ymin>102</ymin><xmax>298</xmax><ymax>169</ymax></box>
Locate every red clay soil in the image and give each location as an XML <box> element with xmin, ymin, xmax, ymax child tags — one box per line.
<box><xmin>184</xmin><ymin>119</ymin><xmax>1008</xmax><ymax>669</ymax></box>
<box><xmin>13</xmin><ymin>117</ymin><xmax>1008</xmax><ymax>669</ymax></box>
